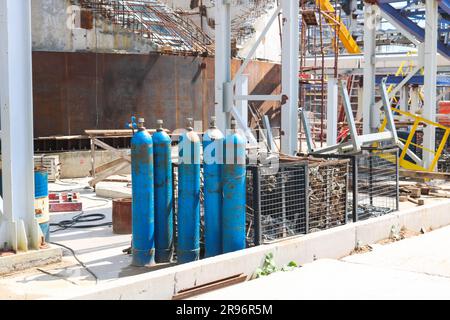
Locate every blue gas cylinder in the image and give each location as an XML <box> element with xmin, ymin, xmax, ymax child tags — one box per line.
<box><xmin>203</xmin><ymin>117</ymin><xmax>224</xmax><ymax>257</ymax></box>
<box><xmin>222</xmin><ymin>120</ymin><xmax>247</xmax><ymax>253</ymax></box>
<box><xmin>177</xmin><ymin>118</ymin><xmax>201</xmax><ymax>264</ymax></box>
<box><xmin>131</xmin><ymin>118</ymin><xmax>155</xmax><ymax>266</ymax></box>
<box><xmin>153</xmin><ymin>120</ymin><xmax>174</xmax><ymax>263</ymax></box>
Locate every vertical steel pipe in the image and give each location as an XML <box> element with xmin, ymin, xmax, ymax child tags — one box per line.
<box><xmin>222</xmin><ymin>120</ymin><xmax>246</xmax><ymax>253</ymax></box>
<box><xmin>131</xmin><ymin>118</ymin><xmax>155</xmax><ymax>266</ymax></box>
<box><xmin>203</xmin><ymin>117</ymin><xmax>224</xmax><ymax>257</ymax></box>
<box><xmin>177</xmin><ymin>119</ymin><xmax>201</xmax><ymax>263</ymax></box>
<box><xmin>153</xmin><ymin>120</ymin><xmax>174</xmax><ymax>263</ymax></box>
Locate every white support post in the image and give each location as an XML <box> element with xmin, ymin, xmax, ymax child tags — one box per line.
<box><xmin>280</xmin><ymin>0</ymin><xmax>299</xmax><ymax>155</ymax></box>
<box><xmin>326</xmin><ymin>78</ymin><xmax>338</xmax><ymax>146</ymax></box>
<box><xmin>214</xmin><ymin>0</ymin><xmax>232</xmax><ymax>133</ymax></box>
<box><xmin>363</xmin><ymin>4</ymin><xmax>377</xmax><ymax>134</ymax></box>
<box><xmin>399</xmin><ymin>86</ymin><xmax>408</xmax><ymax>119</ymax></box>
<box><xmin>235</xmin><ymin>75</ymin><xmax>249</xmax><ymax>128</ymax></box>
<box><xmin>423</xmin><ymin>0</ymin><xmax>438</xmax><ymax>169</ymax></box>
<box><xmin>410</xmin><ymin>86</ymin><xmax>420</xmax><ymax>114</ymax></box>
<box><xmin>349</xmin><ymin>0</ymin><xmax>358</xmax><ymax>34</ymax></box>
<box><xmin>0</xmin><ymin>0</ymin><xmax>40</xmax><ymax>251</ymax></box>
<box><xmin>356</xmin><ymin>86</ymin><xmax>364</xmax><ymax>121</ymax></box>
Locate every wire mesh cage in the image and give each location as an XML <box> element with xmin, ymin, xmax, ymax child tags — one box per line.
<box><xmin>313</xmin><ymin>147</ymin><xmax>400</xmax><ymax>222</ymax></box>
<box><xmin>246</xmin><ymin>162</ymin><xmax>308</xmax><ymax>246</ymax></box>
<box><xmin>352</xmin><ymin>147</ymin><xmax>399</xmax><ymax>221</ymax></box>
<box><xmin>246</xmin><ymin>158</ymin><xmax>350</xmax><ymax>245</ymax></box>
<box><xmin>308</xmin><ymin>159</ymin><xmax>349</xmax><ymax>232</ymax></box>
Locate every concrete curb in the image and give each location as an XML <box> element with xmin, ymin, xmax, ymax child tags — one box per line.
<box><xmin>60</xmin><ymin>199</ymin><xmax>450</xmax><ymax>300</ymax></box>
<box><xmin>0</xmin><ymin>247</ymin><xmax>62</xmax><ymax>276</ymax></box>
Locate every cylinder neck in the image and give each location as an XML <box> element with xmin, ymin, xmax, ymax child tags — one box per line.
<box><xmin>157</xmin><ymin>120</ymin><xmax>164</xmax><ymax>132</ymax></box>
<box><xmin>230</xmin><ymin>119</ymin><xmax>237</xmax><ymax>132</ymax></box>
<box><xmin>186</xmin><ymin>118</ymin><xmax>194</xmax><ymax>131</ymax></box>
<box><xmin>209</xmin><ymin>116</ymin><xmax>217</xmax><ymax>129</ymax></box>
<box><xmin>137</xmin><ymin>118</ymin><xmax>146</xmax><ymax>131</ymax></box>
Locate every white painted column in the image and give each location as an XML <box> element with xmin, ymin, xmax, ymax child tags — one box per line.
<box><xmin>399</xmin><ymin>86</ymin><xmax>408</xmax><ymax>120</ymax></box>
<box><xmin>214</xmin><ymin>0</ymin><xmax>232</xmax><ymax>133</ymax></box>
<box><xmin>356</xmin><ymin>86</ymin><xmax>364</xmax><ymax>121</ymax></box>
<box><xmin>423</xmin><ymin>0</ymin><xmax>438</xmax><ymax>168</ymax></box>
<box><xmin>326</xmin><ymin>78</ymin><xmax>338</xmax><ymax>146</ymax></box>
<box><xmin>0</xmin><ymin>0</ymin><xmax>40</xmax><ymax>251</ymax></box>
<box><xmin>410</xmin><ymin>86</ymin><xmax>420</xmax><ymax>114</ymax></box>
<box><xmin>281</xmin><ymin>0</ymin><xmax>299</xmax><ymax>155</ymax></box>
<box><xmin>349</xmin><ymin>0</ymin><xmax>358</xmax><ymax>34</ymax></box>
<box><xmin>235</xmin><ymin>75</ymin><xmax>249</xmax><ymax>129</ymax></box>
<box><xmin>363</xmin><ymin>4</ymin><xmax>377</xmax><ymax>134</ymax></box>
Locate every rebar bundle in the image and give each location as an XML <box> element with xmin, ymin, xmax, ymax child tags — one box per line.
<box><xmin>78</xmin><ymin>0</ymin><xmax>214</xmax><ymax>55</ymax></box>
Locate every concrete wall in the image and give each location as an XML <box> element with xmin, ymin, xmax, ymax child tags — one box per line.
<box><xmin>31</xmin><ymin>0</ymin><xmax>157</xmax><ymax>53</ymax></box>
<box><xmin>44</xmin><ymin>150</ymin><xmax>130</xmax><ymax>179</ymax></box>
<box><xmin>2</xmin><ymin>150</ymin><xmax>129</xmax><ymax>178</ymax></box>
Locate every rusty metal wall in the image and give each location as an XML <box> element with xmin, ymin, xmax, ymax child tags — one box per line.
<box><xmin>32</xmin><ymin>51</ymin><xmax>281</xmax><ymax>137</ymax></box>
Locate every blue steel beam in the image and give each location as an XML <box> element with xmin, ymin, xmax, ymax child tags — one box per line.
<box><xmin>440</xmin><ymin>0</ymin><xmax>450</xmax><ymax>15</ymax></box>
<box><xmin>375</xmin><ymin>75</ymin><xmax>450</xmax><ymax>86</ymax></box>
<box><xmin>379</xmin><ymin>2</ymin><xmax>450</xmax><ymax>60</ymax></box>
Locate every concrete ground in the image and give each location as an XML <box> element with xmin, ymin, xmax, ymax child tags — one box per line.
<box><xmin>191</xmin><ymin>224</ymin><xmax>450</xmax><ymax>300</ymax></box>
<box><xmin>0</xmin><ymin>178</ymin><xmax>139</xmax><ymax>299</ymax></box>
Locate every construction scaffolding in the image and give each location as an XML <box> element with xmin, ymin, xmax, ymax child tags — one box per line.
<box><xmin>299</xmin><ymin>0</ymin><xmax>341</xmax><ymax>149</ymax></box>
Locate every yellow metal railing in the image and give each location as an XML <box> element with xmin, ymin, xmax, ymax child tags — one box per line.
<box><xmin>379</xmin><ymin>108</ymin><xmax>450</xmax><ymax>172</ymax></box>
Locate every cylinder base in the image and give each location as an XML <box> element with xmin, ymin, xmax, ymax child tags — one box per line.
<box><xmin>177</xmin><ymin>249</ymin><xmax>200</xmax><ymax>264</ymax></box>
<box><xmin>155</xmin><ymin>248</ymin><xmax>173</xmax><ymax>263</ymax></box>
<box><xmin>205</xmin><ymin>246</ymin><xmax>221</xmax><ymax>258</ymax></box>
<box><xmin>131</xmin><ymin>248</ymin><xmax>155</xmax><ymax>267</ymax></box>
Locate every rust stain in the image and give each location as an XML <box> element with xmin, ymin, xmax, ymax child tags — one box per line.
<box><xmin>33</xmin><ymin>52</ymin><xmax>281</xmax><ymax>137</ymax></box>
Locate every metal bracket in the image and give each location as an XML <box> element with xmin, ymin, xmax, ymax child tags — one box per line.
<box><xmin>309</xmin><ymin>78</ymin><xmax>398</xmax><ymax>155</ymax></box>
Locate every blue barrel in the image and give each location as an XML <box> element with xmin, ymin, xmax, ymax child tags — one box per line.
<box><xmin>131</xmin><ymin>118</ymin><xmax>155</xmax><ymax>266</ymax></box>
<box><xmin>203</xmin><ymin>117</ymin><xmax>224</xmax><ymax>257</ymax></box>
<box><xmin>222</xmin><ymin>120</ymin><xmax>247</xmax><ymax>253</ymax></box>
<box><xmin>35</xmin><ymin>170</ymin><xmax>49</xmax><ymax>198</ymax></box>
<box><xmin>34</xmin><ymin>169</ymin><xmax>50</xmax><ymax>243</ymax></box>
<box><xmin>177</xmin><ymin>119</ymin><xmax>201</xmax><ymax>263</ymax></box>
<box><xmin>153</xmin><ymin>120</ymin><xmax>174</xmax><ymax>263</ymax></box>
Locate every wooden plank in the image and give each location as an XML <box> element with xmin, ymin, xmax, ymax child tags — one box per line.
<box><xmin>172</xmin><ymin>274</ymin><xmax>247</xmax><ymax>300</ymax></box>
<box><xmin>400</xmin><ymin>169</ymin><xmax>450</xmax><ymax>181</ymax></box>
<box><xmin>103</xmin><ymin>178</ymin><xmax>131</xmax><ymax>183</ymax></box>
<box><xmin>91</xmin><ymin>158</ymin><xmax>128</xmax><ymax>175</ymax></box>
<box><xmin>36</xmin><ymin>135</ymin><xmax>88</xmax><ymax>140</ymax></box>
<box><xmin>90</xmin><ymin>138</ymin><xmax>96</xmax><ymax>178</ymax></box>
<box><xmin>429</xmin><ymin>192</ymin><xmax>450</xmax><ymax>199</ymax></box>
<box><xmin>93</xmin><ymin>138</ymin><xmax>131</xmax><ymax>162</ymax></box>
<box><xmin>85</xmin><ymin>129</ymin><xmax>169</xmax><ymax>137</ymax></box>
<box><xmin>85</xmin><ymin>129</ymin><xmax>135</xmax><ymax>137</ymax></box>
<box><xmin>89</xmin><ymin>161</ymin><xmax>130</xmax><ymax>187</ymax></box>
<box><xmin>407</xmin><ymin>196</ymin><xmax>424</xmax><ymax>206</ymax></box>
